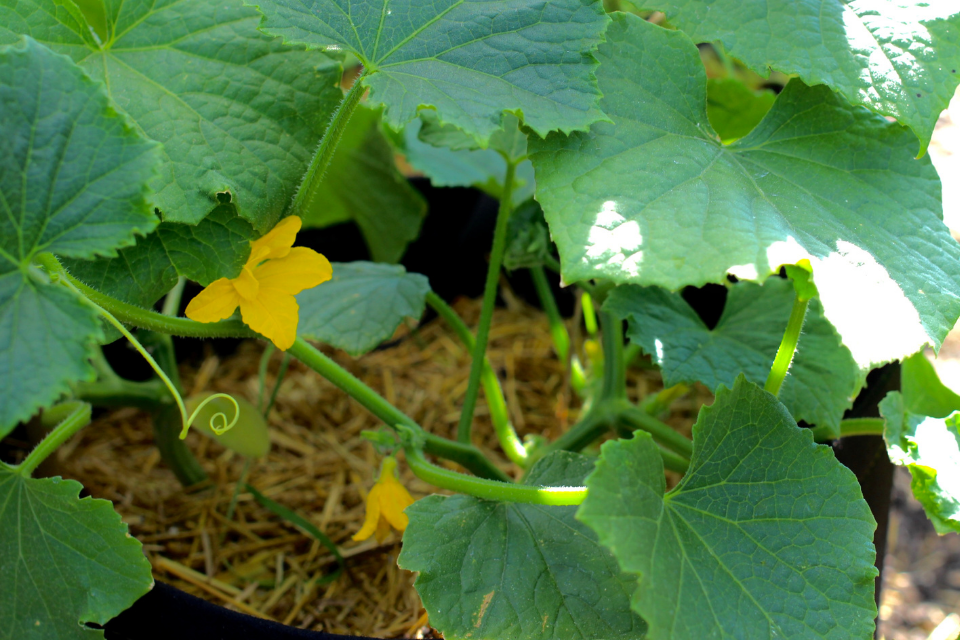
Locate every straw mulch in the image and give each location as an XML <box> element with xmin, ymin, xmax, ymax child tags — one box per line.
<box><xmin>20</xmin><ymin>293</ymin><xmax>951</xmax><ymax>638</ymax></box>
<box><xmin>45</xmin><ymin>295</ymin><xmax>698</xmax><ymax>637</ymax></box>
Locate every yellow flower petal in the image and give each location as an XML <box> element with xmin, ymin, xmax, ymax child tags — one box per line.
<box><xmin>185</xmin><ymin>278</ymin><xmax>240</xmax><ymax>323</ymax></box>
<box><xmin>353</xmin><ymin>484</ymin><xmax>383</xmax><ymax>542</ymax></box>
<box><xmin>239</xmin><ymin>287</ymin><xmax>299</xmax><ymax>350</ymax></box>
<box><xmin>375</xmin><ymin>516</ymin><xmax>392</xmax><ymax>543</ymax></box>
<box><xmin>233</xmin><ymin>266</ymin><xmax>260</xmax><ymax>300</ymax></box>
<box><xmin>379</xmin><ymin>479</ymin><xmax>414</xmax><ymax>532</ymax></box>
<box><xmin>254</xmin><ymin>247</ymin><xmax>333</xmax><ymax>295</ymax></box>
<box><xmin>249</xmin><ymin>215</ymin><xmax>301</xmax><ymax>263</ymax></box>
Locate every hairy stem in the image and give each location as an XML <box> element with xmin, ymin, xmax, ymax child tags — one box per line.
<box><xmin>72</xmin><ymin>377</ymin><xmax>168</xmax><ymax>410</ymax></box>
<box><xmin>18</xmin><ymin>402</ymin><xmax>92</xmax><ymax>477</ymax></box>
<box><xmin>289</xmin><ymin>70</ymin><xmax>368</xmax><ymax>218</ymax></box>
<box><xmin>457</xmin><ymin>161</ymin><xmax>517</xmax><ymax>444</ymax></box>
<box><xmin>811</xmin><ymin>417</ymin><xmax>886</xmax><ymax>442</ymax></box>
<box><xmin>286</xmin><ymin>338</ymin><xmax>509</xmax><ymax>482</ymax></box>
<box><xmin>530</xmin><ymin>266</ymin><xmax>570</xmax><ymax>363</ymax></box>
<box><xmin>618</xmin><ymin>403</ymin><xmax>693</xmax><ymax>459</ymax></box>
<box><xmin>425</xmin><ymin>292</ymin><xmax>527</xmax><ymax>467</ymax></box>
<box><xmin>765</xmin><ymin>292</ymin><xmax>809</xmax><ymax>397</ymax></box>
<box><xmin>404</xmin><ymin>446</ymin><xmax>585</xmax><ymax>505</ymax></box>
<box><xmin>599</xmin><ymin>310</ymin><xmax>626</xmax><ymax>401</ymax></box>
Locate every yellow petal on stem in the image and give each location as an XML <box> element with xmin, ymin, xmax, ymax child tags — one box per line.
<box><xmin>254</xmin><ymin>247</ymin><xmax>333</xmax><ymax>295</ymax></box>
<box><xmin>353</xmin><ymin>484</ymin><xmax>383</xmax><ymax>542</ymax></box>
<box><xmin>375</xmin><ymin>516</ymin><xmax>392</xmax><ymax>543</ymax></box>
<box><xmin>185</xmin><ymin>278</ymin><xmax>241</xmax><ymax>323</ymax></box>
<box><xmin>233</xmin><ymin>266</ymin><xmax>260</xmax><ymax>300</ymax></box>
<box><xmin>379</xmin><ymin>480</ymin><xmax>414</xmax><ymax>532</ymax></box>
<box><xmin>250</xmin><ymin>215</ymin><xmax>301</xmax><ymax>262</ymax></box>
<box><xmin>239</xmin><ymin>287</ymin><xmax>300</xmax><ymax>351</ymax></box>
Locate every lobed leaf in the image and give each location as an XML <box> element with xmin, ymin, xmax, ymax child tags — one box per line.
<box><xmin>1</xmin><ymin>0</ymin><xmax>344</xmax><ymax>230</ymax></box>
<box><xmin>529</xmin><ymin>13</ymin><xmax>960</xmax><ymax>368</ymax></box>
<box><xmin>0</xmin><ymin>37</ymin><xmax>158</xmax><ymax>432</ymax></box>
<box><xmin>636</xmin><ymin>0</ymin><xmax>960</xmax><ymax>155</ymax></box>
<box><xmin>579</xmin><ymin>376</ymin><xmax>878</xmax><ymax>639</ymax></box>
<box><xmin>0</xmin><ymin>466</ymin><xmax>154</xmax><ymax>639</ymax></box>
<box><xmin>297</xmin><ymin>261</ymin><xmax>430</xmax><ymax>355</ymax></box>
<box><xmin>398</xmin><ymin>452</ymin><xmax>647</xmax><ymax>640</ymax></box>
<box><xmin>605</xmin><ymin>278</ymin><xmax>862</xmax><ymax>436</ymax></box>
<box><xmin>249</xmin><ymin>0</ymin><xmax>610</xmax><ymax>143</ymax></box>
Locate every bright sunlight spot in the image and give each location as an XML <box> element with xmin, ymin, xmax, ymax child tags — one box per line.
<box><xmin>586</xmin><ymin>201</ymin><xmax>644</xmax><ymax>277</ymax></box>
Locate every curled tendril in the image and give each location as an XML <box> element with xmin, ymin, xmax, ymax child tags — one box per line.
<box><xmin>55</xmin><ymin>271</ymin><xmax>242</xmax><ymax>443</ymax></box>
<box><xmin>180</xmin><ymin>393</ymin><xmax>240</xmax><ymax>439</ymax></box>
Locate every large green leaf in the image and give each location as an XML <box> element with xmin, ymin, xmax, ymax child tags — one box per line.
<box><xmin>401</xmin><ymin>115</ymin><xmax>536</xmax><ymax>205</ymax></box>
<box><xmin>901</xmin><ymin>351</ymin><xmax>960</xmax><ymax>419</ymax></box>
<box><xmin>636</xmin><ymin>0</ymin><xmax>960</xmax><ymax>155</ymax></box>
<box><xmin>0</xmin><ymin>0</ymin><xmax>344</xmax><ymax>230</ymax></box>
<box><xmin>880</xmin><ymin>391</ymin><xmax>960</xmax><ymax>535</ymax></box>
<box><xmin>62</xmin><ymin>204</ymin><xmax>255</xmax><ymax>308</ymax></box>
<box><xmin>0</xmin><ymin>465</ymin><xmax>154</xmax><ymax>639</ymax></box>
<box><xmin>578</xmin><ymin>376</ymin><xmax>878</xmax><ymax>639</ymax></box>
<box><xmin>605</xmin><ymin>278</ymin><xmax>862</xmax><ymax>436</ymax></box>
<box><xmin>529</xmin><ymin>13</ymin><xmax>960</xmax><ymax>368</ymax></box>
<box><xmin>398</xmin><ymin>452</ymin><xmax>647</xmax><ymax>640</ymax></box>
<box><xmin>0</xmin><ymin>37</ymin><xmax>159</xmax><ymax>432</ymax></box>
<box><xmin>705</xmin><ymin>78</ymin><xmax>776</xmax><ymax>143</ymax></box>
<box><xmin>503</xmin><ymin>199</ymin><xmax>553</xmax><ymax>271</ymax></box>
<box><xmin>249</xmin><ymin>0</ymin><xmax>610</xmax><ymax>143</ymax></box>
<box><xmin>297</xmin><ymin>261</ymin><xmax>430</xmax><ymax>355</ymax></box>
<box><xmin>301</xmin><ymin>105</ymin><xmax>425</xmax><ymax>263</ymax></box>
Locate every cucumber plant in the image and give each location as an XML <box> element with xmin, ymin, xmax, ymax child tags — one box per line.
<box><xmin>2</xmin><ymin>1</ymin><xmax>960</xmax><ymax>638</ymax></box>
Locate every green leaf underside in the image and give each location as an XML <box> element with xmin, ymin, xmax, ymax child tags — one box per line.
<box><xmin>62</xmin><ymin>204</ymin><xmax>255</xmax><ymax>308</ymax></box>
<box><xmin>250</xmin><ymin>0</ymin><xmax>610</xmax><ymax>143</ymax></box>
<box><xmin>296</xmin><ymin>261</ymin><xmax>430</xmax><ymax>356</ymax></box>
<box><xmin>706</xmin><ymin>78</ymin><xmax>776</xmax><ymax>142</ymax></box>
<box><xmin>398</xmin><ymin>452</ymin><xmax>647</xmax><ymax>640</ymax></box>
<box><xmin>0</xmin><ymin>466</ymin><xmax>154</xmax><ymax>639</ymax></box>
<box><xmin>0</xmin><ymin>0</ymin><xmax>344</xmax><ymax>231</ymax></box>
<box><xmin>638</xmin><ymin>0</ymin><xmax>960</xmax><ymax>155</ymax></box>
<box><xmin>301</xmin><ymin>105</ymin><xmax>426</xmax><ymax>263</ymax></box>
<box><xmin>0</xmin><ymin>38</ymin><xmax>158</xmax><ymax>431</ymax></box>
<box><xmin>901</xmin><ymin>351</ymin><xmax>960</xmax><ymax>419</ymax></box>
<box><xmin>401</xmin><ymin>115</ymin><xmax>536</xmax><ymax>205</ymax></box>
<box><xmin>605</xmin><ymin>278</ymin><xmax>861</xmax><ymax>436</ymax></box>
<box><xmin>503</xmin><ymin>200</ymin><xmax>553</xmax><ymax>271</ymax></box>
<box><xmin>881</xmin><ymin>392</ymin><xmax>960</xmax><ymax>535</ymax></box>
<box><xmin>529</xmin><ymin>14</ymin><xmax>960</xmax><ymax>368</ymax></box>
<box><xmin>579</xmin><ymin>376</ymin><xmax>878</xmax><ymax>639</ymax></box>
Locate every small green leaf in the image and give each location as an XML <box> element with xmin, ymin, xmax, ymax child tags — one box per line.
<box><xmin>503</xmin><ymin>200</ymin><xmax>553</xmax><ymax>271</ymax></box>
<box><xmin>901</xmin><ymin>351</ymin><xmax>960</xmax><ymax>419</ymax></box>
<box><xmin>249</xmin><ymin>0</ymin><xmax>610</xmax><ymax>143</ymax></box>
<box><xmin>398</xmin><ymin>451</ymin><xmax>647</xmax><ymax>640</ymax></box>
<box><xmin>1</xmin><ymin>0</ymin><xmax>344</xmax><ymax>230</ymax></box>
<box><xmin>0</xmin><ymin>37</ymin><xmax>159</xmax><ymax>432</ymax></box>
<box><xmin>297</xmin><ymin>261</ymin><xmax>430</xmax><ymax>356</ymax></box>
<box><xmin>529</xmin><ymin>13</ymin><xmax>960</xmax><ymax>368</ymax></box>
<box><xmin>638</xmin><ymin>0</ymin><xmax>960</xmax><ymax>155</ymax></box>
<box><xmin>605</xmin><ymin>278</ymin><xmax>861</xmax><ymax>435</ymax></box>
<box><xmin>187</xmin><ymin>393</ymin><xmax>270</xmax><ymax>458</ymax></box>
<box><xmin>705</xmin><ymin>78</ymin><xmax>776</xmax><ymax>142</ymax></box>
<box><xmin>0</xmin><ymin>466</ymin><xmax>154</xmax><ymax>639</ymax></box>
<box><xmin>579</xmin><ymin>376</ymin><xmax>878</xmax><ymax>640</ymax></box>
<box><xmin>301</xmin><ymin>106</ymin><xmax>426</xmax><ymax>263</ymax></box>
<box><xmin>63</xmin><ymin>204</ymin><xmax>255</xmax><ymax>308</ymax></box>
<box><xmin>401</xmin><ymin>115</ymin><xmax>536</xmax><ymax>205</ymax></box>
<box><xmin>880</xmin><ymin>391</ymin><xmax>960</xmax><ymax>535</ymax></box>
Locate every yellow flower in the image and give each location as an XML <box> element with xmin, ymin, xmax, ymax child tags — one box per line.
<box><xmin>353</xmin><ymin>457</ymin><xmax>415</xmax><ymax>543</ymax></box>
<box><xmin>185</xmin><ymin>216</ymin><xmax>331</xmax><ymax>351</ymax></box>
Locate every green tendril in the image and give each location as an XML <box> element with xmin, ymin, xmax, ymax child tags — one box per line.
<box><xmin>57</xmin><ymin>274</ymin><xmax>240</xmax><ymax>440</ymax></box>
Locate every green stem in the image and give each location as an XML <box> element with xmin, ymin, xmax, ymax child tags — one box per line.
<box><xmin>64</xmin><ymin>271</ymin><xmax>254</xmax><ymax>339</ymax></box>
<box><xmin>162</xmin><ymin>277</ymin><xmax>186</xmax><ymax>316</ymax></box>
<box><xmin>811</xmin><ymin>417</ymin><xmax>886</xmax><ymax>442</ymax></box>
<box><xmin>286</xmin><ymin>338</ymin><xmax>509</xmax><ymax>482</ymax></box>
<box><xmin>765</xmin><ymin>292</ymin><xmax>809</xmax><ymax>397</ymax></box>
<box><xmin>425</xmin><ymin>292</ymin><xmax>527</xmax><ymax>467</ymax></box>
<box><xmin>582</xmin><ymin>292</ymin><xmax>598</xmax><ymax>335</ymax></box>
<box><xmin>72</xmin><ymin>377</ymin><xmax>168</xmax><ymax>410</ymax></box>
<box><xmin>263</xmin><ymin>354</ymin><xmax>291</xmax><ymax>417</ymax></box>
<box><xmin>289</xmin><ymin>70</ymin><xmax>367</xmax><ymax>219</ymax></box>
<box><xmin>18</xmin><ymin>402</ymin><xmax>92</xmax><ymax>477</ymax></box>
<box><xmin>530</xmin><ymin>266</ymin><xmax>570</xmax><ymax>363</ymax></box>
<box><xmin>618</xmin><ymin>403</ymin><xmax>693</xmax><ymax>459</ymax></box>
<box><xmin>657</xmin><ymin>445</ymin><xmax>690</xmax><ymax>474</ymax></box>
<box><xmin>257</xmin><ymin>345</ymin><xmax>277</xmax><ymax>411</ymax></box>
<box><xmin>404</xmin><ymin>446</ymin><xmax>585</xmax><ymax>505</ymax></box>
<box><xmin>599</xmin><ymin>310</ymin><xmax>626</xmax><ymax>401</ymax></box>
<box><xmin>457</xmin><ymin>161</ymin><xmax>517</xmax><ymax>444</ymax></box>
<box><xmin>153</xmin><ymin>403</ymin><xmax>209</xmax><ymax>488</ymax></box>
<box><xmin>541</xmin><ymin>407</ymin><xmax>613</xmax><ymax>454</ymax></box>
<box><xmin>543</xmin><ymin>254</ymin><xmax>562</xmax><ymax>275</ymax></box>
